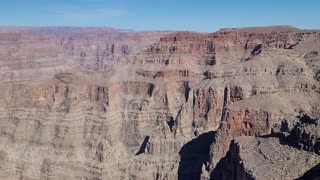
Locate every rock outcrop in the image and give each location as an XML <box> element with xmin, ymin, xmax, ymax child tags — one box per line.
<box><xmin>211</xmin><ymin>136</ymin><xmax>320</xmax><ymax>180</ymax></box>
<box><xmin>278</xmin><ymin>114</ymin><xmax>320</xmax><ymax>155</ymax></box>
<box><xmin>0</xmin><ymin>26</ymin><xmax>319</xmax><ymax>180</ymax></box>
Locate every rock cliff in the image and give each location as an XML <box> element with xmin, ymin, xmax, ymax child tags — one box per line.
<box><xmin>0</xmin><ymin>26</ymin><xmax>319</xmax><ymax>180</ymax></box>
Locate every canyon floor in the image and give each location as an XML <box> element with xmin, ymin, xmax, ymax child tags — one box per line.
<box><xmin>0</xmin><ymin>26</ymin><xmax>319</xmax><ymax>180</ymax></box>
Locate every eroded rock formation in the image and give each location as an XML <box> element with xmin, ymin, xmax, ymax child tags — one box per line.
<box><xmin>0</xmin><ymin>26</ymin><xmax>319</xmax><ymax>180</ymax></box>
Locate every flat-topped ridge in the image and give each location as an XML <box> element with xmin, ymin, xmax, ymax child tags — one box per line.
<box><xmin>218</xmin><ymin>25</ymin><xmax>300</xmax><ymax>33</ymax></box>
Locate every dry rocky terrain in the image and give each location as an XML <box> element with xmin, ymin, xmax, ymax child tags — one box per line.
<box><xmin>0</xmin><ymin>26</ymin><xmax>319</xmax><ymax>180</ymax></box>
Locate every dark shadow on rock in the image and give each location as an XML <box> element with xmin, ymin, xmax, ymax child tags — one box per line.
<box><xmin>244</xmin><ymin>44</ymin><xmax>262</xmax><ymax>61</ymax></box>
<box><xmin>300</xmin><ymin>114</ymin><xmax>317</xmax><ymax>124</ymax></box>
<box><xmin>207</xmin><ymin>56</ymin><xmax>216</xmax><ymax>66</ymax></box>
<box><xmin>148</xmin><ymin>84</ymin><xmax>155</xmax><ymax>97</ymax></box>
<box><xmin>210</xmin><ymin>155</ymin><xmax>227</xmax><ymax>180</ymax></box>
<box><xmin>285</xmin><ymin>42</ymin><xmax>299</xmax><ymax>49</ymax></box>
<box><xmin>260</xmin><ymin>128</ymin><xmax>313</xmax><ymax>154</ymax></box>
<box><xmin>250</xmin><ymin>44</ymin><xmax>262</xmax><ymax>55</ymax></box>
<box><xmin>184</xmin><ymin>81</ymin><xmax>190</xmax><ymax>102</ymax></box>
<box><xmin>295</xmin><ymin>163</ymin><xmax>320</xmax><ymax>180</ymax></box>
<box><xmin>135</xmin><ymin>136</ymin><xmax>150</xmax><ymax>156</ymax></box>
<box><xmin>210</xmin><ymin>140</ymin><xmax>255</xmax><ymax>180</ymax></box>
<box><xmin>178</xmin><ymin>131</ymin><xmax>215</xmax><ymax>180</ymax></box>
<box><xmin>259</xmin><ymin>132</ymin><xmax>292</xmax><ymax>150</ymax></box>
<box><xmin>259</xmin><ymin>133</ymin><xmax>281</xmax><ymax>138</ymax></box>
<box><xmin>167</xmin><ymin>117</ymin><xmax>175</xmax><ymax>132</ymax></box>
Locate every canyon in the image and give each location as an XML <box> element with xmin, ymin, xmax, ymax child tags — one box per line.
<box><xmin>0</xmin><ymin>26</ymin><xmax>319</xmax><ymax>180</ymax></box>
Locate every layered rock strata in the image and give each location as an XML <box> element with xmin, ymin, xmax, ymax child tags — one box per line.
<box><xmin>0</xmin><ymin>26</ymin><xmax>319</xmax><ymax>180</ymax></box>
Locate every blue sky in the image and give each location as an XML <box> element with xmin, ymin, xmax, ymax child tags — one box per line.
<box><xmin>1</xmin><ymin>0</ymin><xmax>320</xmax><ymax>32</ymax></box>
